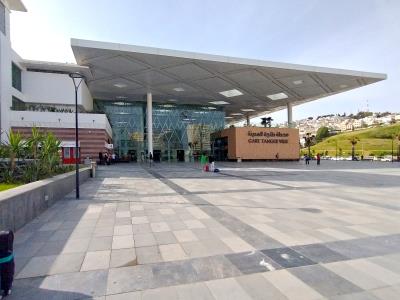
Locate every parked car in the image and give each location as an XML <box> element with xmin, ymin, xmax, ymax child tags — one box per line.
<box><xmin>380</xmin><ymin>157</ymin><xmax>392</xmax><ymax>162</ymax></box>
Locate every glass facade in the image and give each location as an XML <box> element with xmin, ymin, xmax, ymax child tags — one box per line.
<box><xmin>95</xmin><ymin>100</ymin><xmax>225</xmax><ymax>162</ymax></box>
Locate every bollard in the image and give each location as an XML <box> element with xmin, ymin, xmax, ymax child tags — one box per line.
<box><xmin>90</xmin><ymin>161</ymin><xmax>97</xmax><ymax>178</ymax></box>
<box><xmin>237</xmin><ymin>157</ymin><xmax>242</xmax><ymax>163</ymax></box>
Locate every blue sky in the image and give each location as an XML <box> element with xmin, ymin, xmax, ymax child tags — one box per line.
<box><xmin>10</xmin><ymin>0</ymin><xmax>400</xmax><ymax>124</ymax></box>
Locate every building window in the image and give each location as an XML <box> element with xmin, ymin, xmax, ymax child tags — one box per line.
<box><xmin>63</xmin><ymin>148</ymin><xmax>70</xmax><ymax>159</ymax></box>
<box><xmin>0</xmin><ymin>1</ymin><xmax>5</xmax><ymax>35</ymax></box>
<box><xmin>12</xmin><ymin>63</ymin><xmax>22</xmax><ymax>91</ymax></box>
<box><xmin>11</xmin><ymin>96</ymin><xmax>26</xmax><ymax>110</ymax></box>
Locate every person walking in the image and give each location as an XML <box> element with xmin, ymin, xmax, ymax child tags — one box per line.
<box><xmin>305</xmin><ymin>154</ymin><xmax>310</xmax><ymax>165</ymax></box>
<box><xmin>149</xmin><ymin>152</ymin><xmax>153</xmax><ymax>167</ymax></box>
<box><xmin>316</xmin><ymin>153</ymin><xmax>321</xmax><ymax>165</ymax></box>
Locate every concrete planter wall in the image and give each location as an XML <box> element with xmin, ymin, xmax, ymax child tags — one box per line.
<box><xmin>0</xmin><ymin>168</ymin><xmax>91</xmax><ymax>231</ymax></box>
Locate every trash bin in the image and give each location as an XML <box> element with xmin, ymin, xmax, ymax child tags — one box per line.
<box><xmin>90</xmin><ymin>161</ymin><xmax>97</xmax><ymax>178</ymax></box>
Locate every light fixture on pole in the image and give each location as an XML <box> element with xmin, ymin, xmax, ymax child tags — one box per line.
<box><xmin>69</xmin><ymin>72</ymin><xmax>85</xmax><ymax>199</ymax></box>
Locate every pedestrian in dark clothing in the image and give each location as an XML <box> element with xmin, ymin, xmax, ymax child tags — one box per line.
<box><xmin>317</xmin><ymin>153</ymin><xmax>321</xmax><ymax>165</ymax></box>
<box><xmin>149</xmin><ymin>152</ymin><xmax>153</xmax><ymax>167</ymax></box>
<box><xmin>0</xmin><ymin>231</ymin><xmax>15</xmax><ymax>298</ymax></box>
<box><xmin>99</xmin><ymin>152</ymin><xmax>103</xmax><ymax>165</ymax></box>
<box><xmin>305</xmin><ymin>154</ymin><xmax>310</xmax><ymax>165</ymax></box>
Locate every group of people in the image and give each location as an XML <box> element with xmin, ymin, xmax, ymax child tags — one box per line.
<box><xmin>304</xmin><ymin>153</ymin><xmax>321</xmax><ymax>165</ymax></box>
<box><xmin>98</xmin><ymin>152</ymin><xmax>116</xmax><ymax>165</ymax></box>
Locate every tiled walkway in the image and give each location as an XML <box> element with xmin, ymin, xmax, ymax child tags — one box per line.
<box><xmin>9</xmin><ymin>161</ymin><xmax>400</xmax><ymax>299</ymax></box>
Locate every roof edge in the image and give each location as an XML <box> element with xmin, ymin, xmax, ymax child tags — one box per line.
<box><xmin>71</xmin><ymin>38</ymin><xmax>387</xmax><ymax>81</ymax></box>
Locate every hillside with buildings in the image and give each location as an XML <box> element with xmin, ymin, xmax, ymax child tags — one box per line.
<box><xmin>308</xmin><ymin>123</ymin><xmax>400</xmax><ymax>157</ymax></box>
<box><xmin>292</xmin><ymin>111</ymin><xmax>400</xmax><ymax>141</ymax></box>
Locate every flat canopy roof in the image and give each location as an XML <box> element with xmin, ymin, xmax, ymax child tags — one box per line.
<box><xmin>71</xmin><ymin>38</ymin><xmax>386</xmax><ymax>123</ymax></box>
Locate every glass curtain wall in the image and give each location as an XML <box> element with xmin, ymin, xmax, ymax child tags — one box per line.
<box><xmin>95</xmin><ymin>100</ymin><xmax>225</xmax><ymax>162</ymax></box>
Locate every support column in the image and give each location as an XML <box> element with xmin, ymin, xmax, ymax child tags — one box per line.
<box><xmin>287</xmin><ymin>102</ymin><xmax>293</xmax><ymax>128</ymax></box>
<box><xmin>146</xmin><ymin>92</ymin><xmax>153</xmax><ymax>155</ymax></box>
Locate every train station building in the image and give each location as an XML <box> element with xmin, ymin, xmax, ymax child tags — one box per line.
<box><xmin>0</xmin><ymin>0</ymin><xmax>386</xmax><ymax>162</ymax></box>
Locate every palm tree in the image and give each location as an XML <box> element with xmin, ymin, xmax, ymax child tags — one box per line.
<box><xmin>7</xmin><ymin>130</ymin><xmax>24</xmax><ymax>172</ymax></box>
<box><xmin>40</xmin><ymin>132</ymin><xmax>61</xmax><ymax>174</ymax></box>
<box><xmin>349</xmin><ymin>137</ymin><xmax>359</xmax><ymax>160</ymax></box>
<box><xmin>261</xmin><ymin>117</ymin><xmax>273</xmax><ymax>128</ymax></box>
<box><xmin>27</xmin><ymin>127</ymin><xmax>43</xmax><ymax>161</ymax></box>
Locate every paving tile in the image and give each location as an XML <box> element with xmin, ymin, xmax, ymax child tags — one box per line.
<box><xmin>134</xmin><ymin>233</ymin><xmax>157</xmax><ymax>247</ymax></box>
<box><xmin>221</xmin><ymin>237</ymin><xmax>255</xmax><ymax>252</ymax></box>
<box><xmin>150</xmin><ymin>222</ymin><xmax>171</xmax><ymax>232</ymax></box>
<box><xmin>329</xmin><ymin>291</ymin><xmax>380</xmax><ymax>300</ymax></box>
<box><xmin>168</xmin><ymin>221</ymin><xmax>187</xmax><ymax>230</ymax></box>
<box><xmin>131</xmin><ymin>216</ymin><xmax>149</xmax><ymax>225</ymax></box>
<box><xmin>236</xmin><ymin>273</ymin><xmax>288</xmax><ymax>300</ymax></box>
<box><xmin>263</xmin><ymin>269</ymin><xmax>324</xmax><ymax>300</ymax></box>
<box><xmin>201</xmin><ymin>238</ymin><xmax>232</xmax><ymax>256</ymax></box>
<box><xmin>192</xmin><ymin>228</ymin><xmax>217</xmax><ymax>240</ymax></box>
<box><xmin>184</xmin><ymin>219</ymin><xmax>206</xmax><ymax>229</ymax></box>
<box><xmin>205</xmin><ymin>277</ymin><xmax>253</xmax><ymax>300</ymax></box>
<box><xmin>93</xmin><ymin>226</ymin><xmax>115</xmax><ymax>237</ymax></box>
<box><xmin>112</xmin><ymin>235</ymin><xmax>135</xmax><ymax>249</ymax></box>
<box><xmin>151</xmin><ymin>260</ymin><xmax>198</xmax><ymax>286</ymax></box>
<box><xmin>110</xmin><ymin>248</ymin><xmax>137</xmax><ymax>268</ymax></box>
<box><xmin>61</xmin><ymin>238</ymin><xmax>91</xmax><ymax>254</ymax></box>
<box><xmin>181</xmin><ymin>241</ymin><xmax>210</xmax><ymax>258</ymax></box>
<box><xmin>107</xmin><ymin>265</ymin><xmax>155</xmax><ymax>294</ymax></box>
<box><xmin>292</xmin><ymin>243</ymin><xmax>349</xmax><ymax>263</ymax></box>
<box><xmin>17</xmin><ymin>253</ymin><xmax>85</xmax><ymax>278</ymax></box>
<box><xmin>370</xmin><ymin>285</ymin><xmax>400</xmax><ymax>300</ymax></box>
<box><xmin>106</xmin><ymin>291</ymin><xmax>141</xmax><ymax>300</ymax></box>
<box><xmin>113</xmin><ymin>225</ymin><xmax>133</xmax><ymax>236</ymax></box>
<box><xmin>289</xmin><ymin>264</ymin><xmax>363</xmax><ymax>297</ymax></box>
<box><xmin>142</xmin><ymin>286</ymin><xmax>178</xmax><ymax>300</ymax></box>
<box><xmin>324</xmin><ymin>260</ymin><xmax>388</xmax><ymax>290</ymax></box>
<box><xmin>116</xmin><ymin>211</ymin><xmax>131</xmax><ymax>218</ymax></box>
<box><xmin>175</xmin><ymin>281</ymin><xmax>215</xmax><ymax>300</ymax></box>
<box><xmin>136</xmin><ymin>246</ymin><xmax>162</xmax><ymax>264</ymax></box>
<box><xmin>159</xmin><ymin>243</ymin><xmax>188</xmax><ymax>261</ymax></box>
<box><xmin>261</xmin><ymin>247</ymin><xmax>316</xmax><ymax>268</ymax></box>
<box><xmin>154</xmin><ymin>231</ymin><xmax>178</xmax><ymax>245</ymax></box>
<box><xmin>226</xmin><ymin>251</ymin><xmax>280</xmax><ymax>274</ymax></box>
<box><xmin>81</xmin><ymin>250</ymin><xmax>111</xmax><ymax>271</ymax></box>
<box><xmin>88</xmin><ymin>236</ymin><xmax>113</xmax><ymax>251</ymax></box>
<box><xmin>132</xmin><ymin>223</ymin><xmax>152</xmax><ymax>234</ymax></box>
<box><xmin>345</xmin><ymin>259</ymin><xmax>400</xmax><ymax>285</ymax></box>
<box><xmin>12</xmin><ymin>269</ymin><xmax>108</xmax><ymax>300</ymax></box>
<box><xmin>173</xmin><ymin>230</ymin><xmax>199</xmax><ymax>242</ymax></box>
<box><xmin>190</xmin><ymin>255</ymin><xmax>241</xmax><ymax>281</ymax></box>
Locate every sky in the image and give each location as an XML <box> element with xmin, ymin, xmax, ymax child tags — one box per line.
<box><xmin>9</xmin><ymin>0</ymin><xmax>400</xmax><ymax>125</ymax></box>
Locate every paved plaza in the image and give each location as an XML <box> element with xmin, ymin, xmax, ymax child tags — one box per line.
<box><xmin>8</xmin><ymin>160</ymin><xmax>400</xmax><ymax>299</ymax></box>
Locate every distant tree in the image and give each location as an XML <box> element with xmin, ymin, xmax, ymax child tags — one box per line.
<box><xmin>349</xmin><ymin>137</ymin><xmax>360</xmax><ymax>160</ymax></box>
<box><xmin>303</xmin><ymin>133</ymin><xmax>316</xmax><ymax>157</ymax></box>
<box><xmin>316</xmin><ymin>126</ymin><xmax>330</xmax><ymax>142</ymax></box>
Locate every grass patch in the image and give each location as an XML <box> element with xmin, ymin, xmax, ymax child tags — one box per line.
<box><xmin>0</xmin><ymin>183</ymin><xmax>22</xmax><ymax>192</ymax></box>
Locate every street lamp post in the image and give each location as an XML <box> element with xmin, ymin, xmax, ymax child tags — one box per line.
<box><xmin>69</xmin><ymin>72</ymin><xmax>85</xmax><ymax>199</ymax></box>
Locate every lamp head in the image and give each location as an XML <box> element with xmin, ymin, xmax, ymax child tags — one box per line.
<box><xmin>69</xmin><ymin>72</ymin><xmax>85</xmax><ymax>79</ymax></box>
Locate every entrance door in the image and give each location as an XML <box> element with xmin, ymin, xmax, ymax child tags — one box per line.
<box><xmin>127</xmin><ymin>150</ymin><xmax>137</xmax><ymax>162</ymax></box>
<box><xmin>153</xmin><ymin>150</ymin><xmax>161</xmax><ymax>162</ymax></box>
<box><xmin>177</xmin><ymin>150</ymin><xmax>185</xmax><ymax>162</ymax></box>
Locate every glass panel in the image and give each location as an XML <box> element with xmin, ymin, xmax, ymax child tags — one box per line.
<box><xmin>12</xmin><ymin>63</ymin><xmax>22</xmax><ymax>91</ymax></box>
<box><xmin>0</xmin><ymin>1</ymin><xmax>5</xmax><ymax>35</ymax></box>
<box><xmin>11</xmin><ymin>96</ymin><xmax>26</xmax><ymax>110</ymax></box>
